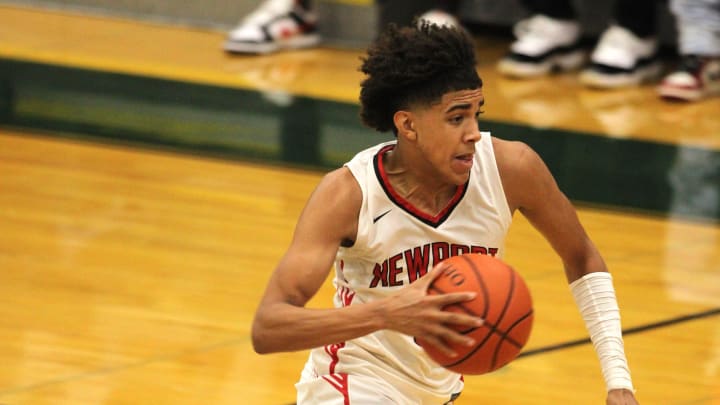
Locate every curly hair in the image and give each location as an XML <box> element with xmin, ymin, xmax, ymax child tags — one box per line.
<box><xmin>359</xmin><ymin>22</ymin><xmax>483</xmax><ymax>133</ymax></box>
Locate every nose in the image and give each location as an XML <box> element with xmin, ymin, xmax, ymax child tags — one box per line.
<box><xmin>462</xmin><ymin>118</ymin><xmax>481</xmax><ymax>142</ymax></box>
<box><xmin>464</xmin><ymin>127</ymin><xmax>481</xmax><ymax>144</ymax></box>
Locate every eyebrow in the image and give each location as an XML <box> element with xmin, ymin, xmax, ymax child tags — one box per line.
<box><xmin>445</xmin><ymin>99</ymin><xmax>485</xmax><ymax>114</ymax></box>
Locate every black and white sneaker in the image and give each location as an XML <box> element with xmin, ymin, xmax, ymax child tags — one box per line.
<box><xmin>579</xmin><ymin>25</ymin><xmax>662</xmax><ymax>88</ymax></box>
<box><xmin>497</xmin><ymin>14</ymin><xmax>587</xmax><ymax>78</ymax></box>
<box><xmin>224</xmin><ymin>0</ymin><xmax>320</xmax><ymax>54</ymax></box>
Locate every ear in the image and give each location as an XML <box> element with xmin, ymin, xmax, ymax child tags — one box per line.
<box><xmin>393</xmin><ymin>110</ymin><xmax>417</xmax><ymax>141</ymax></box>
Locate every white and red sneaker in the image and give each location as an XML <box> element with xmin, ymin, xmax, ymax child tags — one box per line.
<box><xmin>658</xmin><ymin>55</ymin><xmax>720</xmax><ymax>101</ymax></box>
<box><xmin>224</xmin><ymin>0</ymin><xmax>320</xmax><ymax>54</ymax></box>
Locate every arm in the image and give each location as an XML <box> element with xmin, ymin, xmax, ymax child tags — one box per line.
<box><xmin>495</xmin><ymin>139</ymin><xmax>638</xmax><ymax>404</ymax></box>
<box><xmin>493</xmin><ymin>139</ymin><xmax>603</xmax><ymax>283</ymax></box>
<box><xmin>494</xmin><ymin>138</ymin><xmax>607</xmax><ymax>282</ymax></box>
<box><xmin>251</xmin><ymin>167</ymin><xmax>482</xmax><ymax>355</ymax></box>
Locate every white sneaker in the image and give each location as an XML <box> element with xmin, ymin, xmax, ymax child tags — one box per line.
<box><xmin>497</xmin><ymin>14</ymin><xmax>586</xmax><ymax>78</ymax></box>
<box><xmin>579</xmin><ymin>25</ymin><xmax>661</xmax><ymax>88</ymax></box>
<box><xmin>418</xmin><ymin>9</ymin><xmax>460</xmax><ymax>29</ymax></box>
<box><xmin>224</xmin><ymin>0</ymin><xmax>320</xmax><ymax>54</ymax></box>
<box><xmin>658</xmin><ymin>55</ymin><xmax>720</xmax><ymax>101</ymax></box>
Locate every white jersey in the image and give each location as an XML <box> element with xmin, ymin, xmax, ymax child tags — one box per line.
<box><xmin>297</xmin><ymin>132</ymin><xmax>512</xmax><ymax>404</ymax></box>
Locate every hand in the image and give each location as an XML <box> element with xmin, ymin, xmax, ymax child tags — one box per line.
<box><xmin>606</xmin><ymin>389</ymin><xmax>638</xmax><ymax>404</ymax></box>
<box><xmin>379</xmin><ymin>261</ymin><xmax>484</xmax><ymax>357</ymax></box>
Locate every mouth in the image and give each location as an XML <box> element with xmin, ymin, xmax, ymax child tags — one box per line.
<box><xmin>452</xmin><ymin>153</ymin><xmax>474</xmax><ymax>172</ymax></box>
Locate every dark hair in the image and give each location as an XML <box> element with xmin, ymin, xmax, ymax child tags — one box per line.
<box><xmin>359</xmin><ymin>22</ymin><xmax>483</xmax><ymax>133</ymax></box>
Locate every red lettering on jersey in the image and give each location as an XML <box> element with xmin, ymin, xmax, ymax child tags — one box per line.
<box><xmin>471</xmin><ymin>246</ymin><xmax>499</xmax><ymax>256</ymax></box>
<box><xmin>369</xmin><ymin>243</ymin><xmax>499</xmax><ymax>289</ymax></box>
<box><xmin>431</xmin><ymin>242</ymin><xmax>450</xmax><ymax>268</ymax></box>
<box><xmin>405</xmin><ymin>244</ymin><xmax>431</xmax><ymax>283</ymax></box>
<box><xmin>388</xmin><ymin>253</ymin><xmax>404</xmax><ymax>286</ymax></box>
<box><xmin>369</xmin><ymin>261</ymin><xmax>388</xmax><ymax>288</ymax></box>
<box><xmin>451</xmin><ymin>244</ymin><xmax>470</xmax><ymax>256</ymax></box>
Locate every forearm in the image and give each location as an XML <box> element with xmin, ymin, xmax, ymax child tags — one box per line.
<box><xmin>251</xmin><ymin>300</ymin><xmax>385</xmax><ymax>354</ymax></box>
<box><xmin>570</xmin><ymin>272</ymin><xmax>635</xmax><ymax>392</ymax></box>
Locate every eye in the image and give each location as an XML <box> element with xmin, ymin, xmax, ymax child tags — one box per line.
<box><xmin>449</xmin><ymin>115</ymin><xmax>464</xmax><ymax>125</ymax></box>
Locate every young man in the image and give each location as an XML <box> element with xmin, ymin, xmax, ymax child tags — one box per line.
<box><xmin>251</xmin><ymin>23</ymin><xmax>639</xmax><ymax>404</ymax></box>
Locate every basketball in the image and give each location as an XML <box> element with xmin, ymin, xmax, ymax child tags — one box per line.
<box><xmin>418</xmin><ymin>253</ymin><xmax>534</xmax><ymax>375</ymax></box>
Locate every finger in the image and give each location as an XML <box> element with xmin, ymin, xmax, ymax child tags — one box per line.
<box><xmin>445</xmin><ymin>331</ymin><xmax>477</xmax><ymax>348</ymax></box>
<box><xmin>431</xmin><ymin>325</ymin><xmax>477</xmax><ymax>349</ymax></box>
<box><xmin>418</xmin><ymin>261</ymin><xmax>451</xmax><ymax>289</ymax></box>
<box><xmin>440</xmin><ymin>311</ymin><xmax>485</xmax><ymax>328</ymax></box>
<box><xmin>419</xmin><ymin>334</ymin><xmax>458</xmax><ymax>358</ymax></box>
<box><xmin>430</xmin><ymin>291</ymin><xmax>478</xmax><ymax>306</ymax></box>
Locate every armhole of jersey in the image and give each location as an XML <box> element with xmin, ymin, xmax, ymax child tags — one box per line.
<box><xmin>480</xmin><ymin>132</ymin><xmax>513</xmax><ymax>228</ymax></box>
<box><xmin>342</xmin><ymin>160</ymin><xmax>368</xmax><ymax>251</ymax></box>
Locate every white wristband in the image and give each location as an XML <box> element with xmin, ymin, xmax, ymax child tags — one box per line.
<box><xmin>570</xmin><ymin>272</ymin><xmax>635</xmax><ymax>392</ymax></box>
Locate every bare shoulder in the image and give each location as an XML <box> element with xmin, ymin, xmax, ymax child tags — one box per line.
<box><xmin>299</xmin><ymin>166</ymin><xmax>362</xmax><ymax>243</ymax></box>
<box><xmin>313</xmin><ymin>166</ymin><xmax>362</xmax><ymax>207</ymax></box>
<box><xmin>490</xmin><ymin>136</ymin><xmax>555</xmax><ymax>212</ymax></box>
<box><xmin>491</xmin><ymin>137</ymin><xmax>542</xmax><ymax>177</ymax></box>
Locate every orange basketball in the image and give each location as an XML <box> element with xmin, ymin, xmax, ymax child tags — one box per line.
<box><xmin>418</xmin><ymin>253</ymin><xmax>534</xmax><ymax>375</ymax></box>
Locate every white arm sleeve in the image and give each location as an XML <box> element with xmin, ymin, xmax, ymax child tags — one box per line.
<box><xmin>570</xmin><ymin>272</ymin><xmax>635</xmax><ymax>392</ymax></box>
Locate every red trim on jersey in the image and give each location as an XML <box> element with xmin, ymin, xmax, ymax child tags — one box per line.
<box><xmin>374</xmin><ymin>144</ymin><xmax>468</xmax><ymax>226</ymax></box>
<box><xmin>323</xmin><ymin>343</ymin><xmax>350</xmax><ymax>404</ymax></box>
<box><xmin>337</xmin><ymin>261</ymin><xmax>356</xmax><ymax>307</ymax></box>
<box><xmin>338</xmin><ymin>285</ymin><xmax>356</xmax><ymax>307</ymax></box>
<box><xmin>321</xmin><ymin>373</ymin><xmax>350</xmax><ymax>404</ymax></box>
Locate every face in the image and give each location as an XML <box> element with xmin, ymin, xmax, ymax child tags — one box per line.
<box><xmin>400</xmin><ymin>88</ymin><xmax>484</xmax><ymax>185</ymax></box>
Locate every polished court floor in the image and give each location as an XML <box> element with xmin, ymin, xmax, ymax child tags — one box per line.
<box><xmin>0</xmin><ymin>4</ymin><xmax>719</xmax><ymax>405</ymax></box>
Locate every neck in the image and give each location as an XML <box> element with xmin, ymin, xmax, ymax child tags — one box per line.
<box><xmin>383</xmin><ymin>146</ymin><xmax>458</xmax><ymax>215</ymax></box>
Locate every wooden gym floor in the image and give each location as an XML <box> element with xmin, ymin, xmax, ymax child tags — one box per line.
<box><xmin>0</xmin><ymin>5</ymin><xmax>719</xmax><ymax>405</ymax></box>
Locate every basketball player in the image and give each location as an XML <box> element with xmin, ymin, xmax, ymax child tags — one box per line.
<box><xmin>251</xmin><ymin>22</ymin><xmax>639</xmax><ymax>404</ymax></box>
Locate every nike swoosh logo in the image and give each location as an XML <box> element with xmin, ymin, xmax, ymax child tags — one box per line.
<box><xmin>373</xmin><ymin>209</ymin><xmax>392</xmax><ymax>223</ymax></box>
